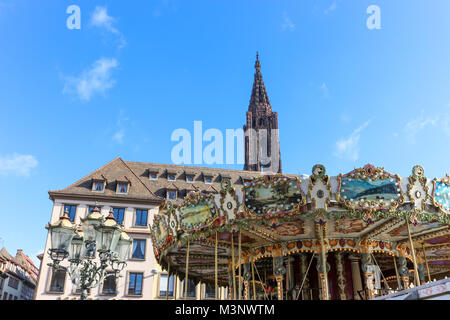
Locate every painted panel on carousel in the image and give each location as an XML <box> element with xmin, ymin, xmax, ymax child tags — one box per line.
<box><xmin>267</xmin><ymin>220</ymin><xmax>305</xmax><ymax>236</ymax></box>
<box><xmin>334</xmin><ymin>217</ymin><xmax>368</xmax><ymax>234</ymax></box>
<box><xmin>407</xmin><ymin>165</ymin><xmax>429</xmax><ymax>212</ymax></box>
<box><xmin>388</xmin><ymin>221</ymin><xmax>443</xmax><ymax>237</ymax></box>
<box><xmin>243</xmin><ymin>174</ymin><xmax>305</xmax><ymax>216</ymax></box>
<box><xmin>179</xmin><ymin>193</ymin><xmax>218</xmax><ymax>232</ymax></box>
<box><xmin>428</xmin><ymin>260</ymin><xmax>450</xmax><ymax>267</ymax></box>
<box><xmin>426</xmin><ymin>247</ymin><xmax>450</xmax><ymax>259</ymax></box>
<box><xmin>424</xmin><ymin>236</ymin><xmax>450</xmax><ymax>245</ymax></box>
<box><xmin>433</xmin><ymin>175</ymin><xmax>450</xmax><ymax>214</ymax></box>
<box><xmin>308</xmin><ymin>164</ymin><xmax>332</xmax><ymax>211</ymax></box>
<box><xmin>337</xmin><ymin>164</ymin><xmax>404</xmax><ymax>211</ymax></box>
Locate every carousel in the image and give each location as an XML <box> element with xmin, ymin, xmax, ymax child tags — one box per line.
<box><xmin>150</xmin><ymin>164</ymin><xmax>450</xmax><ymax>300</ymax></box>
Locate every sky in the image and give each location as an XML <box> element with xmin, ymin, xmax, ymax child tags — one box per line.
<box><xmin>0</xmin><ymin>0</ymin><xmax>450</xmax><ymax>266</ymax></box>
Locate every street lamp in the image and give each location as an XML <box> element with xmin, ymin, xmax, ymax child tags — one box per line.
<box><xmin>47</xmin><ymin>207</ymin><xmax>132</xmax><ymax>300</ymax></box>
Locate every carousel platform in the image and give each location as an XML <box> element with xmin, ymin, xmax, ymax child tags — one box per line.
<box><xmin>374</xmin><ymin>277</ymin><xmax>450</xmax><ymax>300</ymax></box>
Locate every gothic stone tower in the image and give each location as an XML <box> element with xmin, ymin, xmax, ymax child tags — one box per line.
<box><xmin>243</xmin><ymin>53</ymin><xmax>282</xmax><ymax>173</ymax></box>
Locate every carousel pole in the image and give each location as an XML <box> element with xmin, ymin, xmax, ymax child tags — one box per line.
<box><xmin>166</xmin><ymin>261</ymin><xmax>171</xmax><ymax>300</ymax></box>
<box><xmin>319</xmin><ymin>224</ymin><xmax>329</xmax><ymax>300</ymax></box>
<box><xmin>231</xmin><ymin>232</ymin><xmax>236</xmax><ymax>300</ymax></box>
<box><xmin>238</xmin><ymin>230</ymin><xmax>242</xmax><ymax>300</ymax></box>
<box><xmin>405</xmin><ymin>218</ymin><xmax>420</xmax><ymax>286</ymax></box>
<box><xmin>421</xmin><ymin>242</ymin><xmax>431</xmax><ymax>283</ymax></box>
<box><xmin>185</xmin><ymin>239</ymin><xmax>190</xmax><ymax>299</ymax></box>
<box><xmin>174</xmin><ymin>273</ymin><xmax>178</xmax><ymax>300</ymax></box>
<box><xmin>215</xmin><ymin>231</ymin><xmax>219</xmax><ymax>299</ymax></box>
<box><xmin>392</xmin><ymin>255</ymin><xmax>402</xmax><ymax>290</ymax></box>
<box><xmin>251</xmin><ymin>260</ymin><xmax>256</xmax><ymax>299</ymax></box>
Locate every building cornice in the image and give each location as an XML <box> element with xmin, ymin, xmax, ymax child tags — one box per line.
<box><xmin>48</xmin><ymin>191</ymin><xmax>164</xmax><ymax>206</ymax></box>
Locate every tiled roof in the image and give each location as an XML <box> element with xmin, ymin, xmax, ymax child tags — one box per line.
<box><xmin>49</xmin><ymin>157</ymin><xmax>298</xmax><ymax>206</ymax></box>
<box><xmin>49</xmin><ymin>157</ymin><xmax>162</xmax><ymax>202</ymax></box>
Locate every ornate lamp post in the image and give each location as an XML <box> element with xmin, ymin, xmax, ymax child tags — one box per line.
<box><xmin>46</xmin><ymin>207</ymin><xmax>132</xmax><ymax>300</ymax></box>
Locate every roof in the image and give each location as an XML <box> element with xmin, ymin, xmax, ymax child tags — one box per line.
<box><xmin>49</xmin><ymin>157</ymin><xmax>297</xmax><ymax>206</ymax></box>
<box><xmin>49</xmin><ymin>157</ymin><xmax>162</xmax><ymax>203</ymax></box>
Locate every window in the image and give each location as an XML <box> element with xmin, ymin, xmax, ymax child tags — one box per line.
<box><xmin>187</xmin><ymin>176</ymin><xmax>194</xmax><ymax>182</ymax></box>
<box><xmin>64</xmin><ymin>205</ymin><xmax>77</xmax><ymax>222</ymax></box>
<box><xmin>113</xmin><ymin>208</ymin><xmax>125</xmax><ymax>225</ymax></box>
<box><xmin>128</xmin><ymin>272</ymin><xmax>143</xmax><ymax>295</ymax></box>
<box><xmin>88</xmin><ymin>206</ymin><xmax>102</xmax><ymax>214</ymax></box>
<box><xmin>102</xmin><ymin>273</ymin><xmax>117</xmax><ymax>295</ymax></box>
<box><xmin>93</xmin><ymin>181</ymin><xmax>104</xmax><ymax>192</ymax></box>
<box><xmin>135</xmin><ymin>209</ymin><xmax>148</xmax><ymax>226</ymax></box>
<box><xmin>167</xmin><ymin>190</ymin><xmax>177</xmax><ymax>200</ymax></box>
<box><xmin>205</xmin><ymin>177</ymin><xmax>212</xmax><ymax>184</ymax></box>
<box><xmin>14</xmin><ymin>296</ymin><xmax>17</xmax><ymax>300</ymax></box>
<box><xmin>150</xmin><ymin>172</ymin><xmax>158</xmax><ymax>180</ymax></box>
<box><xmin>117</xmin><ymin>183</ymin><xmax>128</xmax><ymax>194</ymax></box>
<box><xmin>8</xmin><ymin>276</ymin><xmax>19</xmax><ymax>289</ymax></box>
<box><xmin>182</xmin><ymin>279</ymin><xmax>196</xmax><ymax>298</ymax></box>
<box><xmin>49</xmin><ymin>269</ymin><xmax>66</xmax><ymax>293</ymax></box>
<box><xmin>168</xmin><ymin>174</ymin><xmax>176</xmax><ymax>181</ymax></box>
<box><xmin>205</xmin><ymin>283</ymin><xmax>215</xmax><ymax>299</ymax></box>
<box><xmin>159</xmin><ymin>274</ymin><xmax>174</xmax><ymax>297</ymax></box>
<box><xmin>2</xmin><ymin>292</ymin><xmax>7</xmax><ymax>300</ymax></box>
<box><xmin>131</xmin><ymin>239</ymin><xmax>146</xmax><ymax>259</ymax></box>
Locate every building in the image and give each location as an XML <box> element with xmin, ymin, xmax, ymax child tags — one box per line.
<box><xmin>0</xmin><ymin>248</ymin><xmax>39</xmax><ymax>300</ymax></box>
<box><xmin>35</xmin><ymin>55</ymin><xmax>279</xmax><ymax>300</ymax></box>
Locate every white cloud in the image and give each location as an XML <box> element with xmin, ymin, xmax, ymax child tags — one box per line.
<box><xmin>320</xmin><ymin>82</ymin><xmax>329</xmax><ymax>99</ymax></box>
<box><xmin>63</xmin><ymin>58</ymin><xmax>119</xmax><ymax>102</ymax></box>
<box><xmin>282</xmin><ymin>12</ymin><xmax>295</xmax><ymax>31</ymax></box>
<box><xmin>113</xmin><ymin>129</ymin><xmax>125</xmax><ymax>144</ymax></box>
<box><xmin>0</xmin><ymin>153</ymin><xmax>38</xmax><ymax>177</ymax></box>
<box><xmin>90</xmin><ymin>6</ymin><xmax>126</xmax><ymax>48</ymax></box>
<box><xmin>325</xmin><ymin>1</ymin><xmax>338</xmax><ymax>14</ymax></box>
<box><xmin>403</xmin><ymin>110</ymin><xmax>438</xmax><ymax>144</ymax></box>
<box><xmin>334</xmin><ymin>120</ymin><xmax>370</xmax><ymax>161</ymax></box>
<box><xmin>112</xmin><ymin>110</ymin><xmax>129</xmax><ymax>144</ymax></box>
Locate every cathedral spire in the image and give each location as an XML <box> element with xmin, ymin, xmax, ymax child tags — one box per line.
<box><xmin>244</xmin><ymin>53</ymin><xmax>282</xmax><ymax>173</ymax></box>
<box><xmin>249</xmin><ymin>52</ymin><xmax>271</xmax><ymax>113</ymax></box>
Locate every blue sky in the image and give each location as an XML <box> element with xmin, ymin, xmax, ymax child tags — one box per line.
<box><xmin>0</xmin><ymin>0</ymin><xmax>450</xmax><ymax>265</ymax></box>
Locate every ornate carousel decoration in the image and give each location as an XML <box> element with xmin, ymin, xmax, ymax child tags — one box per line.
<box><xmin>150</xmin><ymin>164</ymin><xmax>450</xmax><ymax>301</ymax></box>
<box><xmin>407</xmin><ymin>165</ymin><xmax>429</xmax><ymax>213</ymax></box>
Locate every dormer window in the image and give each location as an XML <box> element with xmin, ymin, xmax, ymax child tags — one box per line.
<box><xmin>168</xmin><ymin>175</ymin><xmax>176</xmax><ymax>181</ymax></box>
<box><xmin>91</xmin><ymin>174</ymin><xmax>107</xmax><ymax>193</ymax></box>
<box><xmin>167</xmin><ymin>190</ymin><xmax>177</xmax><ymax>200</ymax></box>
<box><xmin>117</xmin><ymin>183</ymin><xmax>128</xmax><ymax>194</ymax></box>
<box><xmin>93</xmin><ymin>181</ymin><xmax>104</xmax><ymax>192</ymax></box>
<box><xmin>149</xmin><ymin>170</ymin><xmax>159</xmax><ymax>180</ymax></box>
<box><xmin>203</xmin><ymin>174</ymin><xmax>214</xmax><ymax>184</ymax></box>
<box><xmin>116</xmin><ymin>176</ymin><xmax>130</xmax><ymax>194</ymax></box>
